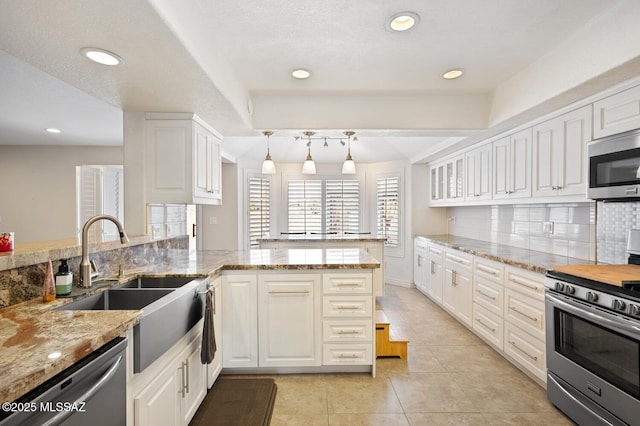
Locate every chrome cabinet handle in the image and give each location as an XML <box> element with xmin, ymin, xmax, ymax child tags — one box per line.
<box><xmin>213</xmin><ymin>287</ymin><xmax>216</xmax><ymax>315</ymax></box>
<box><xmin>509</xmin><ymin>306</ymin><xmax>538</xmax><ymax>322</ymax></box>
<box><xmin>417</xmin><ymin>255</ymin><xmax>422</xmax><ymax>267</ymax></box>
<box><xmin>181</xmin><ymin>361</ymin><xmax>188</xmax><ymax>398</ymax></box>
<box><xmin>337</xmin><ymin>330</ymin><xmax>360</xmax><ymax>335</ymax></box>
<box><xmin>477</xmin><ymin>264</ymin><xmax>498</xmax><ymax>276</ymax></box>
<box><xmin>336</xmin><ymin>283</ymin><xmax>360</xmax><ymax>287</ymax></box>
<box><xmin>268</xmin><ymin>290</ymin><xmax>310</xmax><ymax>294</ymax></box>
<box><xmin>476</xmin><ymin>289</ymin><xmax>496</xmax><ymax>300</ymax></box>
<box><xmin>510</xmin><ymin>276</ymin><xmax>540</xmax><ymax>291</ymax></box>
<box><xmin>337</xmin><ymin>354</ymin><xmax>359</xmax><ymax>359</ymax></box>
<box><xmin>337</xmin><ymin>305</ymin><xmax>360</xmax><ymax>310</ymax></box>
<box><xmin>185</xmin><ymin>359</ymin><xmax>190</xmax><ymax>394</ymax></box>
<box><xmin>509</xmin><ymin>340</ymin><xmax>538</xmax><ymax>361</ymax></box>
<box><xmin>475</xmin><ymin>318</ymin><xmax>496</xmax><ymax>332</ymax></box>
<box><xmin>430</xmin><ymin>260</ymin><xmax>435</xmax><ymax>274</ymax></box>
<box><xmin>452</xmin><ymin>270</ymin><xmax>457</xmax><ymax>286</ymax></box>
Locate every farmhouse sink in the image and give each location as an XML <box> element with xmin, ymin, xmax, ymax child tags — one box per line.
<box><xmin>57</xmin><ymin>276</ymin><xmax>210</xmax><ymax>372</ymax></box>
<box><xmin>119</xmin><ymin>276</ymin><xmax>195</xmax><ymax>289</ymax></box>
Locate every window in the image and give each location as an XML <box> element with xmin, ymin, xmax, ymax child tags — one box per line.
<box><xmin>287</xmin><ymin>180</ymin><xmax>322</xmax><ymax>233</ymax></box>
<box><xmin>248</xmin><ymin>176</ymin><xmax>271</xmax><ymax>247</ymax></box>
<box><xmin>325</xmin><ymin>180</ymin><xmax>360</xmax><ymax>234</ymax></box>
<box><xmin>376</xmin><ymin>176</ymin><xmax>400</xmax><ymax>247</ymax></box>
<box><xmin>76</xmin><ymin>165</ymin><xmax>123</xmax><ymax>241</ymax></box>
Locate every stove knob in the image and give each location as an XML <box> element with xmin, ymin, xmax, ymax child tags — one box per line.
<box><xmin>586</xmin><ymin>292</ymin><xmax>599</xmax><ymax>302</ymax></box>
<box><xmin>555</xmin><ymin>282</ymin><xmax>565</xmax><ymax>292</ymax></box>
<box><xmin>564</xmin><ymin>285</ymin><xmax>575</xmax><ymax>295</ymax></box>
<box><xmin>613</xmin><ymin>299</ymin><xmax>627</xmax><ymax>312</ymax></box>
<box><xmin>631</xmin><ymin>304</ymin><xmax>640</xmax><ymax>317</ymax></box>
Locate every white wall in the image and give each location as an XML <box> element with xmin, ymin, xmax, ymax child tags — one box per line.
<box><xmin>0</xmin><ymin>145</ymin><xmax>123</xmax><ymax>243</ymax></box>
<box><xmin>411</xmin><ymin>164</ymin><xmax>448</xmax><ymax>236</ymax></box>
<box><xmin>199</xmin><ymin>163</ymin><xmax>239</xmax><ymax>250</ymax></box>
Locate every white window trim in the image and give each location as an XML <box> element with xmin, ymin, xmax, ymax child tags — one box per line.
<box><xmin>244</xmin><ymin>170</ymin><xmax>274</xmax><ymax>250</ymax></box>
<box><xmin>375</xmin><ymin>170</ymin><xmax>404</xmax><ymax>258</ymax></box>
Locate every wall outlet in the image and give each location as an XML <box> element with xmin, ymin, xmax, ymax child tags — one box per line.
<box><xmin>448</xmin><ymin>216</ymin><xmax>456</xmax><ymax>225</ymax></box>
<box><xmin>543</xmin><ymin>221</ymin><xmax>554</xmax><ymax>235</ymax></box>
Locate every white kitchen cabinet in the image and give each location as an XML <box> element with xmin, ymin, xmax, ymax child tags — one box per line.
<box><xmin>532</xmin><ymin>105</ymin><xmax>592</xmax><ymax>198</ymax></box>
<box><xmin>593</xmin><ymin>84</ymin><xmax>640</xmax><ymax>139</ymax></box>
<box><xmin>429</xmin><ymin>162</ymin><xmax>445</xmax><ymax>204</ymax></box>
<box><xmin>425</xmin><ymin>243</ymin><xmax>444</xmax><ymax>304</ymax></box>
<box><xmin>442</xmin><ymin>249</ymin><xmax>473</xmax><ymax>327</ymax></box>
<box><xmin>504</xmin><ymin>321</ymin><xmax>546</xmax><ymax>383</ymax></box>
<box><xmin>414</xmin><ymin>238</ymin><xmax>428</xmax><ymax>295</ymax></box>
<box><xmin>257</xmin><ymin>273</ymin><xmax>322</xmax><ymax>367</ymax></box>
<box><xmin>133</xmin><ymin>332</ymin><xmax>206</xmax><ymax>426</ymax></box>
<box><xmin>206</xmin><ymin>277</ymin><xmax>222</xmax><ymax>389</ymax></box>
<box><xmin>222</xmin><ymin>273</ymin><xmax>258</xmax><ymax>368</ymax></box>
<box><xmin>465</xmin><ymin>143</ymin><xmax>492</xmax><ymax>201</ymax></box>
<box><xmin>145</xmin><ymin>112</ymin><xmax>222</xmax><ymax>205</ymax></box>
<box><xmin>493</xmin><ymin>128</ymin><xmax>532</xmax><ymax>200</ymax></box>
<box><xmin>444</xmin><ymin>155</ymin><xmax>465</xmax><ymax>202</ymax></box>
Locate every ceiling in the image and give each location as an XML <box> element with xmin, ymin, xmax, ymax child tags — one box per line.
<box><xmin>0</xmin><ymin>0</ymin><xmax>637</xmax><ymax>164</ymax></box>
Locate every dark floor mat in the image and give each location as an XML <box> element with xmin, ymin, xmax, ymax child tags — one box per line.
<box><xmin>190</xmin><ymin>378</ymin><xmax>277</xmax><ymax>426</ymax></box>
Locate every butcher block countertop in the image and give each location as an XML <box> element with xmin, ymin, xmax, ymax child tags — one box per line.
<box><xmin>552</xmin><ymin>264</ymin><xmax>640</xmax><ymax>287</ymax></box>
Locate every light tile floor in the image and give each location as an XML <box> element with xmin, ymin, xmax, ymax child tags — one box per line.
<box><xmin>267</xmin><ymin>285</ymin><xmax>575</xmax><ymax>425</ymax></box>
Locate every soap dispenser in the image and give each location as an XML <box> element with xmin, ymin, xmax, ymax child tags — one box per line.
<box><xmin>55</xmin><ymin>259</ymin><xmax>73</xmax><ymax>296</ymax></box>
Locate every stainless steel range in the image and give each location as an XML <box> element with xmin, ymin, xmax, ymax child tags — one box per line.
<box><xmin>545</xmin><ymin>231</ymin><xmax>640</xmax><ymax>426</ymax></box>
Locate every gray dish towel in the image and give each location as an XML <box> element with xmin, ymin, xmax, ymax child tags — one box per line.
<box><xmin>201</xmin><ymin>288</ymin><xmax>217</xmax><ymax>364</ymax></box>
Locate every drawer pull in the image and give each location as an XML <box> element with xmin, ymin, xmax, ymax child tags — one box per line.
<box><xmin>337</xmin><ymin>354</ymin><xmax>360</xmax><ymax>359</ymax></box>
<box><xmin>510</xmin><ymin>276</ymin><xmax>540</xmax><ymax>291</ymax></box>
<box><xmin>430</xmin><ymin>260</ymin><xmax>435</xmax><ymax>274</ymax></box>
<box><xmin>452</xmin><ymin>270</ymin><xmax>457</xmax><ymax>286</ymax></box>
<box><xmin>475</xmin><ymin>318</ymin><xmax>496</xmax><ymax>332</ymax></box>
<box><xmin>476</xmin><ymin>289</ymin><xmax>496</xmax><ymax>300</ymax></box>
<box><xmin>477</xmin><ymin>264</ymin><xmax>498</xmax><ymax>276</ymax></box>
<box><xmin>337</xmin><ymin>330</ymin><xmax>361</xmax><ymax>335</ymax></box>
<box><xmin>336</xmin><ymin>283</ymin><xmax>360</xmax><ymax>287</ymax></box>
<box><xmin>508</xmin><ymin>340</ymin><xmax>538</xmax><ymax>361</ymax></box>
<box><xmin>447</xmin><ymin>255</ymin><xmax>468</xmax><ymax>265</ymax></box>
<box><xmin>268</xmin><ymin>290</ymin><xmax>310</xmax><ymax>294</ymax></box>
<box><xmin>336</xmin><ymin>305</ymin><xmax>361</xmax><ymax>310</ymax></box>
<box><xmin>509</xmin><ymin>306</ymin><xmax>538</xmax><ymax>322</ymax></box>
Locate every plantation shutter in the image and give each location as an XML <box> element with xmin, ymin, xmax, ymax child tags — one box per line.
<box><xmin>288</xmin><ymin>180</ymin><xmax>322</xmax><ymax>233</ymax></box>
<box><xmin>325</xmin><ymin>180</ymin><xmax>360</xmax><ymax>234</ymax></box>
<box><xmin>248</xmin><ymin>177</ymin><xmax>270</xmax><ymax>247</ymax></box>
<box><xmin>376</xmin><ymin>176</ymin><xmax>400</xmax><ymax>247</ymax></box>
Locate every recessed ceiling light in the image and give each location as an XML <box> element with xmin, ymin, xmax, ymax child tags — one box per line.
<box><xmin>45</xmin><ymin>128</ymin><xmax>62</xmax><ymax>134</ymax></box>
<box><xmin>388</xmin><ymin>12</ymin><xmax>419</xmax><ymax>32</ymax></box>
<box><xmin>292</xmin><ymin>69</ymin><xmax>311</xmax><ymax>79</ymax></box>
<box><xmin>80</xmin><ymin>47</ymin><xmax>123</xmax><ymax>66</ymax></box>
<box><xmin>443</xmin><ymin>69</ymin><xmax>464</xmax><ymax>80</ymax></box>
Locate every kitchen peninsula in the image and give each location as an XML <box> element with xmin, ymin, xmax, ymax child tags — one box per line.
<box><xmin>0</xmin><ymin>244</ymin><xmax>379</xmax><ymax>425</ymax></box>
<box><xmin>259</xmin><ymin>234</ymin><xmax>386</xmax><ymax>296</ymax></box>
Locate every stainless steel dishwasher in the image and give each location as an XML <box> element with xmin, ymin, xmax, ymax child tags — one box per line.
<box><xmin>0</xmin><ymin>337</ymin><xmax>127</xmax><ymax>426</ymax></box>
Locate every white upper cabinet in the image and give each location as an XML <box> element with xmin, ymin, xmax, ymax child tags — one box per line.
<box><xmin>532</xmin><ymin>105</ymin><xmax>592</xmax><ymax>198</ymax></box>
<box><xmin>444</xmin><ymin>155</ymin><xmax>465</xmax><ymax>203</ymax></box>
<box><xmin>465</xmin><ymin>143</ymin><xmax>492</xmax><ymax>201</ymax></box>
<box><xmin>145</xmin><ymin>113</ymin><xmax>222</xmax><ymax>205</ymax></box>
<box><xmin>429</xmin><ymin>163</ymin><xmax>445</xmax><ymax>204</ymax></box>
<box><xmin>593</xmin><ymin>84</ymin><xmax>640</xmax><ymax>139</ymax></box>
<box><xmin>493</xmin><ymin>128</ymin><xmax>532</xmax><ymax>200</ymax></box>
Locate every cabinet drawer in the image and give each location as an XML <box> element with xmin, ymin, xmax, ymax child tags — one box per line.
<box><xmin>444</xmin><ymin>249</ymin><xmax>473</xmax><ymax>270</ymax></box>
<box><xmin>428</xmin><ymin>244</ymin><xmax>444</xmax><ymax>257</ymax></box>
<box><xmin>504</xmin><ymin>322</ymin><xmax>546</xmax><ymax>383</ymax></box>
<box><xmin>323</xmin><ymin>320</ymin><xmax>373</xmax><ymax>343</ymax></box>
<box><xmin>505</xmin><ymin>267</ymin><xmax>544</xmax><ymax>300</ymax></box>
<box><xmin>323</xmin><ymin>344</ymin><xmax>372</xmax><ymax>365</ymax></box>
<box><xmin>504</xmin><ymin>289</ymin><xmax>545</xmax><ymax>341</ymax></box>
<box><xmin>473</xmin><ymin>277</ymin><xmax>503</xmax><ymax>317</ymax></box>
<box><xmin>323</xmin><ymin>273</ymin><xmax>372</xmax><ymax>294</ymax></box>
<box><xmin>474</xmin><ymin>258</ymin><xmax>504</xmax><ymax>284</ymax></box>
<box><xmin>473</xmin><ymin>303</ymin><xmax>504</xmax><ymax>350</ymax></box>
<box><xmin>323</xmin><ymin>296</ymin><xmax>372</xmax><ymax>317</ymax></box>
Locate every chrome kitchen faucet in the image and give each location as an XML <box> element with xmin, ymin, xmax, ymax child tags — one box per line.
<box><xmin>80</xmin><ymin>215</ymin><xmax>129</xmax><ymax>288</ymax></box>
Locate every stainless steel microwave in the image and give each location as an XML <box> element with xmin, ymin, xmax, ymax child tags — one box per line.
<box><xmin>588</xmin><ymin>128</ymin><xmax>640</xmax><ymax>200</ymax></box>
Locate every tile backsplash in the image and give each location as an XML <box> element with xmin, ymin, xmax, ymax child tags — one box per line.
<box><xmin>596</xmin><ymin>201</ymin><xmax>640</xmax><ymax>264</ymax></box>
<box><xmin>447</xmin><ymin>203</ymin><xmax>596</xmax><ymax>261</ymax></box>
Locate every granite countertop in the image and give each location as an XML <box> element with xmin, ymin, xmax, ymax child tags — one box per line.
<box><xmin>0</xmin><ymin>248</ymin><xmax>380</xmax><ymax>403</ymax></box>
<box><xmin>415</xmin><ymin>234</ymin><xmax>595</xmax><ymax>274</ymax></box>
<box><xmin>258</xmin><ymin>233</ymin><xmax>387</xmax><ymax>243</ymax></box>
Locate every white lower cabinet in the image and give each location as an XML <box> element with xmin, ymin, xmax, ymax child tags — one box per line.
<box><xmin>257</xmin><ymin>273</ymin><xmax>322</xmax><ymax>367</ymax></box>
<box><xmin>443</xmin><ymin>249</ymin><xmax>473</xmax><ymax>327</ymax></box>
<box><xmin>221</xmin><ymin>273</ymin><xmax>258</xmax><ymax>368</ymax></box>
<box><xmin>504</xmin><ymin>321</ymin><xmax>546</xmax><ymax>383</ymax></box>
<box><xmin>133</xmin><ymin>329</ymin><xmax>206</xmax><ymax>426</ymax></box>
<box><xmin>414</xmin><ymin>239</ymin><xmax>428</xmax><ymax>295</ymax></box>
<box><xmin>206</xmin><ymin>277</ymin><xmax>222</xmax><ymax>389</ymax></box>
<box><xmin>473</xmin><ymin>303</ymin><xmax>504</xmax><ymax>350</ymax></box>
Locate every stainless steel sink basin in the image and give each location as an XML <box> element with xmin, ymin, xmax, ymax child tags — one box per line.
<box><xmin>57</xmin><ymin>288</ymin><xmax>173</xmax><ymax>311</ymax></box>
<box><xmin>57</xmin><ymin>276</ymin><xmax>210</xmax><ymax>372</ymax></box>
<box><xmin>119</xmin><ymin>276</ymin><xmax>195</xmax><ymax>289</ymax></box>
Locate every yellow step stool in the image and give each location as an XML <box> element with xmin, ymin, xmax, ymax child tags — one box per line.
<box><xmin>375</xmin><ymin>310</ymin><xmax>409</xmax><ymax>359</ymax></box>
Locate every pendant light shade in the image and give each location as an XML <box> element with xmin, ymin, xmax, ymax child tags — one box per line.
<box><xmin>261</xmin><ymin>131</ymin><xmax>276</xmax><ymax>174</ymax></box>
<box><xmin>342</xmin><ymin>131</ymin><xmax>357</xmax><ymax>174</ymax></box>
<box><xmin>302</xmin><ymin>131</ymin><xmax>317</xmax><ymax>174</ymax></box>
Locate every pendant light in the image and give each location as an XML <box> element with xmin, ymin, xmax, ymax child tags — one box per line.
<box><xmin>342</xmin><ymin>131</ymin><xmax>356</xmax><ymax>174</ymax></box>
<box><xmin>261</xmin><ymin>131</ymin><xmax>276</xmax><ymax>174</ymax></box>
<box><xmin>301</xmin><ymin>131</ymin><xmax>317</xmax><ymax>175</ymax></box>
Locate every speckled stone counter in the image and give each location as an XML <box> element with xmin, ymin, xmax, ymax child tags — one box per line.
<box><xmin>0</xmin><ymin>248</ymin><xmax>379</xmax><ymax>403</ymax></box>
<box><xmin>258</xmin><ymin>234</ymin><xmax>387</xmax><ymax>243</ymax></box>
<box><xmin>415</xmin><ymin>234</ymin><xmax>595</xmax><ymax>274</ymax></box>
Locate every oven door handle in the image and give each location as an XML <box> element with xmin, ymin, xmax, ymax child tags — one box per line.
<box><xmin>546</xmin><ymin>292</ymin><xmax>640</xmax><ymax>336</ymax></box>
